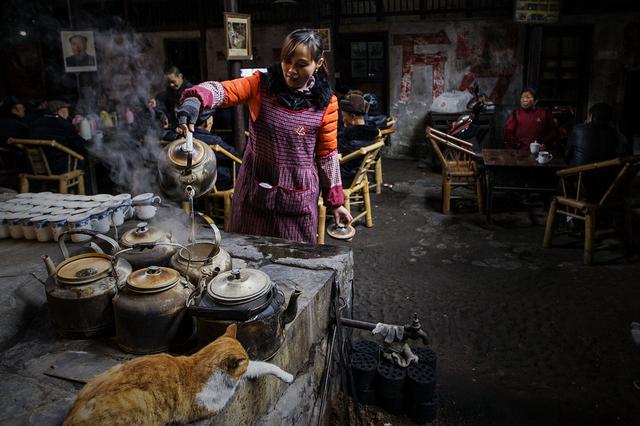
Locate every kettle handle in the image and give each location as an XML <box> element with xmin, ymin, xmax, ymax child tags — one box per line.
<box><xmin>58</xmin><ymin>229</ymin><xmax>121</xmax><ymax>260</ymax></box>
<box><xmin>194</xmin><ymin>212</ymin><xmax>221</xmax><ymax>248</ymax></box>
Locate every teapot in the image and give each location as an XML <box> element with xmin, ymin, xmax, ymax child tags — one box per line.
<box><xmin>119</xmin><ymin>222</ymin><xmax>177</xmax><ymax>269</ymax></box>
<box><xmin>159</xmin><ymin>133</ymin><xmax>217</xmax><ymax>201</ymax></box>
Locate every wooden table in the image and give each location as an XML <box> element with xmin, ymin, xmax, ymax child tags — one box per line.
<box><xmin>483</xmin><ymin>148</ymin><xmax>566</xmax><ymax>222</ymax></box>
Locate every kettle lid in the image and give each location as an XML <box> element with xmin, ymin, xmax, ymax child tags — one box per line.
<box><xmin>121</xmin><ymin>222</ymin><xmax>169</xmax><ymax>247</ymax></box>
<box><xmin>167</xmin><ymin>138</ymin><xmax>206</xmax><ymax>167</ymax></box>
<box><xmin>127</xmin><ymin>265</ymin><xmax>180</xmax><ymax>293</ymax></box>
<box><xmin>56</xmin><ymin>253</ymin><xmax>113</xmax><ymax>285</ymax></box>
<box><xmin>206</xmin><ymin>268</ymin><xmax>271</xmax><ymax>305</ymax></box>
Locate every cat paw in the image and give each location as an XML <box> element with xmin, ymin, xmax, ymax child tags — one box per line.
<box><xmin>280</xmin><ymin>372</ymin><xmax>294</xmax><ymax>383</ymax></box>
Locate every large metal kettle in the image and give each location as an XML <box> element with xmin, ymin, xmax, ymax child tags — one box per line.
<box><xmin>169</xmin><ymin>212</ymin><xmax>232</xmax><ymax>284</ymax></box>
<box><xmin>159</xmin><ymin>133</ymin><xmax>217</xmax><ymax>201</ymax></box>
<box><xmin>41</xmin><ymin>229</ymin><xmax>132</xmax><ymax>338</ymax></box>
<box><xmin>119</xmin><ymin>222</ymin><xmax>177</xmax><ymax>269</ymax></box>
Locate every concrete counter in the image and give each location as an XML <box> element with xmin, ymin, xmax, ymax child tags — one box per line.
<box><xmin>0</xmin><ymin>230</ymin><xmax>353</xmax><ymax>425</ymax></box>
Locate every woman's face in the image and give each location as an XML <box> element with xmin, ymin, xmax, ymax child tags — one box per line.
<box><xmin>520</xmin><ymin>91</ymin><xmax>536</xmax><ymax>109</ymax></box>
<box><xmin>281</xmin><ymin>44</ymin><xmax>323</xmax><ymax>90</ymax></box>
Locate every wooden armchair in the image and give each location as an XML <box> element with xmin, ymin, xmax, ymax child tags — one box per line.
<box><xmin>543</xmin><ymin>156</ymin><xmax>640</xmax><ymax>265</ymax></box>
<box><xmin>7</xmin><ymin>138</ymin><xmax>85</xmax><ymax>194</ymax></box>
<box><xmin>426</xmin><ymin>127</ymin><xmax>483</xmax><ymax>214</ymax></box>
<box><xmin>204</xmin><ymin>144</ymin><xmax>242</xmax><ymax>231</ymax></box>
<box><xmin>368</xmin><ymin>116</ymin><xmax>396</xmax><ymax>194</ymax></box>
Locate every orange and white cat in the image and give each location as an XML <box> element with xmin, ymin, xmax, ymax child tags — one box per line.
<box><xmin>63</xmin><ymin>324</ymin><xmax>293</xmax><ymax>425</ymax></box>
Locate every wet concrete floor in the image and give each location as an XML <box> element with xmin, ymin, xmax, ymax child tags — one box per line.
<box><xmin>330</xmin><ymin>158</ymin><xmax>640</xmax><ymax>425</ymax></box>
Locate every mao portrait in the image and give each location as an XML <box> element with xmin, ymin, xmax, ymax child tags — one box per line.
<box><xmin>61</xmin><ymin>31</ymin><xmax>97</xmax><ymax>72</ymax></box>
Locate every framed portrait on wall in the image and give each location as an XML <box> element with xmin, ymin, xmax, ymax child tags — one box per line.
<box><xmin>224</xmin><ymin>13</ymin><xmax>252</xmax><ymax>60</ymax></box>
<box><xmin>61</xmin><ymin>30</ymin><xmax>97</xmax><ymax>72</ymax></box>
<box><xmin>314</xmin><ymin>28</ymin><xmax>331</xmax><ymax>53</ymax></box>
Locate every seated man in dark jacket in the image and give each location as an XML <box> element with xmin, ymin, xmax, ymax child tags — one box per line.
<box><xmin>29</xmin><ymin>100</ymin><xmax>87</xmax><ymax>174</ymax></box>
<box><xmin>0</xmin><ymin>96</ymin><xmax>28</xmax><ymax>145</ymax></box>
<box><xmin>338</xmin><ymin>93</ymin><xmax>380</xmax><ymax>186</ymax></box>
<box><xmin>194</xmin><ymin>110</ymin><xmax>240</xmax><ymax>190</ymax></box>
<box><xmin>564</xmin><ymin>102</ymin><xmax>627</xmax><ymax>202</ymax></box>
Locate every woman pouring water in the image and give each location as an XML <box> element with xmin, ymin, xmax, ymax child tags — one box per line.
<box><xmin>175</xmin><ymin>29</ymin><xmax>352</xmax><ymax>244</ymax></box>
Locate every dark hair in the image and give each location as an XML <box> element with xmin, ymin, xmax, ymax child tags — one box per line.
<box><xmin>520</xmin><ymin>87</ymin><xmax>538</xmax><ymax>100</ymax></box>
<box><xmin>589</xmin><ymin>102</ymin><xmax>613</xmax><ymax>123</ymax></box>
<box><xmin>280</xmin><ymin>29</ymin><xmax>327</xmax><ymax>76</ymax></box>
<box><xmin>68</xmin><ymin>34</ymin><xmax>88</xmax><ymax>44</ymax></box>
<box><xmin>164</xmin><ymin>65</ymin><xmax>182</xmax><ymax>76</ymax></box>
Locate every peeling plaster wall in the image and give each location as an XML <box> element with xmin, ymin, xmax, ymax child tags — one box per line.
<box><xmin>341</xmin><ymin>19</ymin><xmax>525</xmax><ymax>158</ymax></box>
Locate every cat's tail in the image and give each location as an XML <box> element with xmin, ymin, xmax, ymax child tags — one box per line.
<box><xmin>245</xmin><ymin>361</ymin><xmax>294</xmax><ymax>383</ymax></box>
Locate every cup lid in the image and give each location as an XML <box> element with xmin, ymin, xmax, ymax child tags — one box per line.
<box><xmin>68</xmin><ymin>212</ymin><xmax>91</xmax><ymax>223</ymax></box>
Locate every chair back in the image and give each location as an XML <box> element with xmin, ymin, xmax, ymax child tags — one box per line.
<box><xmin>7</xmin><ymin>138</ymin><xmax>84</xmax><ymax>175</ymax></box>
<box><xmin>426</xmin><ymin>126</ymin><xmax>480</xmax><ymax>169</ymax></box>
<box><xmin>208</xmin><ymin>143</ymin><xmax>242</xmax><ymax>192</ymax></box>
<box><xmin>596</xmin><ymin>156</ymin><xmax>640</xmax><ymax>206</ymax></box>
<box><xmin>341</xmin><ymin>139</ymin><xmax>385</xmax><ymax>191</ymax></box>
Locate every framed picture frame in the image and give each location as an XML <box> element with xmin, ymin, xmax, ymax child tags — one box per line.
<box><xmin>224</xmin><ymin>13</ymin><xmax>252</xmax><ymax>60</ymax></box>
<box><xmin>314</xmin><ymin>28</ymin><xmax>331</xmax><ymax>53</ymax></box>
<box><xmin>61</xmin><ymin>30</ymin><xmax>98</xmax><ymax>73</ymax></box>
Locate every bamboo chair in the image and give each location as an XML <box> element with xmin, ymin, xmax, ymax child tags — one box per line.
<box><xmin>426</xmin><ymin>127</ymin><xmax>483</xmax><ymax>214</ymax></box>
<box><xmin>204</xmin><ymin>144</ymin><xmax>243</xmax><ymax>232</ymax></box>
<box><xmin>7</xmin><ymin>138</ymin><xmax>85</xmax><ymax>194</ymax></box>
<box><xmin>317</xmin><ymin>140</ymin><xmax>385</xmax><ymax>242</ymax></box>
<box><xmin>368</xmin><ymin>116</ymin><xmax>396</xmax><ymax>194</ymax></box>
<box><xmin>543</xmin><ymin>156</ymin><xmax>640</xmax><ymax>265</ymax></box>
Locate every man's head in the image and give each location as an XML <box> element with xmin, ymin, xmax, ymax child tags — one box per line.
<box><xmin>196</xmin><ymin>109</ymin><xmax>215</xmax><ymax>131</ymax></box>
<box><xmin>164</xmin><ymin>66</ymin><xmax>184</xmax><ymax>91</ymax></box>
<box><xmin>588</xmin><ymin>102</ymin><xmax>613</xmax><ymax>124</ymax></box>
<box><xmin>48</xmin><ymin>100</ymin><xmax>71</xmax><ymax>119</ymax></box>
<box><xmin>2</xmin><ymin>96</ymin><xmax>25</xmax><ymax>118</ymax></box>
<box><xmin>69</xmin><ymin>35</ymin><xmax>88</xmax><ymax>55</ymax></box>
<box><xmin>340</xmin><ymin>93</ymin><xmax>369</xmax><ymax>126</ymax></box>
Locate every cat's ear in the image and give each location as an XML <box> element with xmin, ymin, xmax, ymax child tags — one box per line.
<box><xmin>223</xmin><ymin>323</ymin><xmax>237</xmax><ymax>338</ymax></box>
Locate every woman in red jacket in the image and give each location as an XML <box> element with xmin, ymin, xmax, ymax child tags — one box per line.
<box><xmin>176</xmin><ymin>29</ymin><xmax>351</xmax><ymax>244</ymax></box>
<box><xmin>503</xmin><ymin>88</ymin><xmax>559</xmax><ymax>150</ymax></box>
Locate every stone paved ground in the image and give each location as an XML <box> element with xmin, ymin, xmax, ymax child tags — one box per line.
<box><xmin>330</xmin><ymin>159</ymin><xmax>640</xmax><ymax>426</ymax></box>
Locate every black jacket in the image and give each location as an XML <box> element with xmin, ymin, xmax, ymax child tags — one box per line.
<box><xmin>29</xmin><ymin>114</ymin><xmax>87</xmax><ymax>174</ymax></box>
<box><xmin>338</xmin><ymin>124</ymin><xmax>379</xmax><ymax>185</ymax></box>
<box><xmin>565</xmin><ymin>122</ymin><xmax>626</xmax><ymax>167</ymax></box>
<box><xmin>157</xmin><ymin>80</ymin><xmax>194</xmax><ymax>127</ymax></box>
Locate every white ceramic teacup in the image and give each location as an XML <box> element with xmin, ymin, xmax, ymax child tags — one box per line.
<box><xmin>0</xmin><ymin>213</ymin><xmax>9</xmax><ymax>239</ymax></box>
<box><xmin>67</xmin><ymin>213</ymin><xmax>94</xmax><ymax>242</ymax></box>
<box><xmin>88</xmin><ymin>206</ymin><xmax>111</xmax><ymax>234</ymax></box>
<box><xmin>47</xmin><ymin>215</ymin><xmax>68</xmax><ymax>242</ymax></box>
<box><xmin>132</xmin><ymin>193</ymin><xmax>161</xmax><ymax>220</ymax></box>
<box><xmin>529</xmin><ymin>141</ymin><xmax>541</xmax><ymax>155</ymax></box>
<box><xmin>537</xmin><ymin>151</ymin><xmax>553</xmax><ymax>164</ymax></box>
<box><xmin>32</xmin><ymin>215</ymin><xmax>52</xmax><ymax>242</ymax></box>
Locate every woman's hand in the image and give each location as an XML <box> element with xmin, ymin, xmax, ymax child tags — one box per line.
<box><xmin>333</xmin><ymin>206</ymin><xmax>352</xmax><ymax>226</ymax></box>
<box><xmin>175</xmin><ymin>97</ymin><xmax>201</xmax><ymax>135</ymax></box>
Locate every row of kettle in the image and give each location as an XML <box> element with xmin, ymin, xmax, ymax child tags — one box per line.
<box><xmin>41</xmin><ymin>221</ymin><xmax>300</xmax><ymax>359</ymax></box>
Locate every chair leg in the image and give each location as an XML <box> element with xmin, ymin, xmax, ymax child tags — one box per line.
<box><xmin>77</xmin><ymin>175</ymin><xmax>86</xmax><ymax>195</ymax></box>
<box><xmin>363</xmin><ymin>184</ymin><xmax>373</xmax><ymax>227</ymax></box>
<box><xmin>19</xmin><ymin>176</ymin><xmax>29</xmax><ymax>193</ymax></box>
<box><xmin>442</xmin><ymin>176</ymin><xmax>451</xmax><ymax>214</ymax></box>
<box><xmin>623</xmin><ymin>200</ymin><xmax>633</xmax><ymax>256</ymax></box>
<box><xmin>317</xmin><ymin>203</ymin><xmax>326</xmax><ymax>244</ymax></box>
<box><xmin>375</xmin><ymin>158</ymin><xmax>382</xmax><ymax>195</ymax></box>
<box><xmin>59</xmin><ymin>179</ymin><xmax>68</xmax><ymax>194</ymax></box>
<box><xmin>475</xmin><ymin>177</ymin><xmax>483</xmax><ymax>213</ymax></box>
<box><xmin>344</xmin><ymin>192</ymin><xmax>351</xmax><ymax>213</ymax></box>
<box><xmin>584</xmin><ymin>210</ymin><xmax>595</xmax><ymax>265</ymax></box>
<box><xmin>223</xmin><ymin>195</ymin><xmax>232</xmax><ymax>232</ymax></box>
<box><xmin>543</xmin><ymin>199</ymin><xmax>558</xmax><ymax>248</ymax></box>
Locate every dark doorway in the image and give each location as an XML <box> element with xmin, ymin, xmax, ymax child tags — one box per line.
<box><xmin>622</xmin><ymin>69</ymin><xmax>640</xmax><ymax>155</ymax></box>
<box><xmin>164</xmin><ymin>39</ymin><xmax>202</xmax><ymax>84</ymax></box>
<box><xmin>335</xmin><ymin>32</ymin><xmax>388</xmax><ymax>115</ymax></box>
<box><xmin>529</xmin><ymin>25</ymin><xmax>592</xmax><ymax>120</ymax></box>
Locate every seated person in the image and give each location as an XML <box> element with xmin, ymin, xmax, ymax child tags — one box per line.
<box><xmin>29</xmin><ymin>100</ymin><xmax>87</xmax><ymax>174</ymax></box>
<box><xmin>564</xmin><ymin>102</ymin><xmax>628</xmax><ymax>202</ymax></box>
<box><xmin>503</xmin><ymin>87</ymin><xmax>559</xmax><ymax>151</ymax></box>
<box><xmin>338</xmin><ymin>93</ymin><xmax>380</xmax><ymax>186</ymax></box>
<box><xmin>193</xmin><ymin>109</ymin><xmax>240</xmax><ymax>189</ymax></box>
<box><xmin>0</xmin><ymin>96</ymin><xmax>28</xmax><ymax>145</ymax></box>
<box><xmin>363</xmin><ymin>93</ymin><xmax>389</xmax><ymax>129</ymax></box>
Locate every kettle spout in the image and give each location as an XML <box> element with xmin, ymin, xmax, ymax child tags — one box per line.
<box><xmin>283</xmin><ymin>288</ymin><xmax>302</xmax><ymax>324</ymax></box>
<box><xmin>42</xmin><ymin>255</ymin><xmax>56</xmax><ymax>277</ymax></box>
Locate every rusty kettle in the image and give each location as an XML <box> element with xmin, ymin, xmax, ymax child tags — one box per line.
<box><xmin>169</xmin><ymin>212</ymin><xmax>232</xmax><ymax>284</ymax></box>
<box><xmin>159</xmin><ymin>132</ymin><xmax>217</xmax><ymax>201</ymax></box>
<box><xmin>42</xmin><ymin>229</ymin><xmax>132</xmax><ymax>338</ymax></box>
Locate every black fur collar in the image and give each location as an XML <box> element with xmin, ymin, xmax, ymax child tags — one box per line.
<box><xmin>263</xmin><ymin>62</ymin><xmax>332</xmax><ymax>110</ymax></box>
